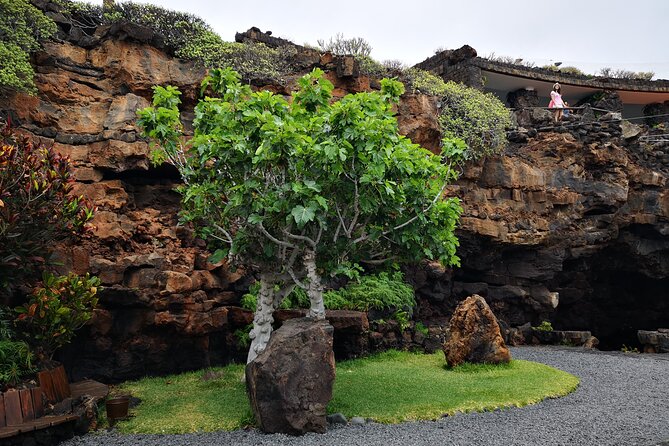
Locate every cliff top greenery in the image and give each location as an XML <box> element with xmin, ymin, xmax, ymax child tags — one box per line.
<box><xmin>0</xmin><ymin>0</ymin><xmax>57</xmax><ymax>94</ymax></box>
<box><xmin>2</xmin><ymin>0</ymin><xmax>510</xmax><ymax>159</ymax></box>
<box><xmin>55</xmin><ymin>0</ymin><xmax>298</xmax><ymax>81</ymax></box>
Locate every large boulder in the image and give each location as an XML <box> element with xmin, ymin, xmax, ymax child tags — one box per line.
<box><xmin>443</xmin><ymin>294</ymin><xmax>511</xmax><ymax>367</ymax></box>
<box><xmin>246</xmin><ymin>318</ymin><xmax>335</xmax><ymax>435</ymax></box>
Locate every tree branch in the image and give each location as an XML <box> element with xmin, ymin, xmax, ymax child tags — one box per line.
<box><xmin>283</xmin><ymin>229</ymin><xmax>316</xmax><ymax>248</ymax></box>
<box><xmin>259</xmin><ymin>222</ymin><xmax>296</xmax><ymax>248</ymax></box>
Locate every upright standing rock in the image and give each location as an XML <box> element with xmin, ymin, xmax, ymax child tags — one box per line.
<box><xmin>246</xmin><ymin>318</ymin><xmax>335</xmax><ymax>435</ymax></box>
<box><xmin>443</xmin><ymin>294</ymin><xmax>511</xmax><ymax>367</ymax></box>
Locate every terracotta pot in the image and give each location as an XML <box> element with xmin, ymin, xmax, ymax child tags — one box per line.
<box><xmin>106</xmin><ymin>396</ymin><xmax>129</xmax><ymax>420</ymax></box>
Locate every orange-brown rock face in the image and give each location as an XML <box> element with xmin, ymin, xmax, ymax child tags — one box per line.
<box><xmin>443</xmin><ymin>294</ymin><xmax>510</xmax><ymax>366</ymax></box>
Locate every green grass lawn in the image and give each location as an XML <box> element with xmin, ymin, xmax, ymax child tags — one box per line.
<box><xmin>114</xmin><ymin>350</ymin><xmax>579</xmax><ymax>434</ymax></box>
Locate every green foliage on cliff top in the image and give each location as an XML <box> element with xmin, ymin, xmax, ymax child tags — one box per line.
<box><xmin>0</xmin><ymin>0</ymin><xmax>57</xmax><ymax>94</ymax></box>
<box><xmin>57</xmin><ymin>0</ymin><xmax>293</xmax><ymax>81</ymax></box>
<box><xmin>402</xmin><ymin>68</ymin><xmax>511</xmax><ymax>160</ymax></box>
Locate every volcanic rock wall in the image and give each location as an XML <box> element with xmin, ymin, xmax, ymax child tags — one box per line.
<box><xmin>3</xmin><ymin>17</ymin><xmax>668</xmax><ymax>380</ymax></box>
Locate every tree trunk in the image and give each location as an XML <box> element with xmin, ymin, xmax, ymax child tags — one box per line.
<box><xmin>304</xmin><ymin>249</ymin><xmax>325</xmax><ymax>320</ymax></box>
<box><xmin>247</xmin><ymin>275</ymin><xmax>276</xmax><ymax>364</ymax></box>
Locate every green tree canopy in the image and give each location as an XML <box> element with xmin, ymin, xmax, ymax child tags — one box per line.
<box><xmin>138</xmin><ymin>68</ymin><xmax>462</xmax><ymax>361</ymax></box>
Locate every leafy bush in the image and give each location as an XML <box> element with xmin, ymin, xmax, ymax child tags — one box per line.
<box><xmin>0</xmin><ymin>0</ymin><xmax>57</xmax><ymax>94</ymax></box>
<box><xmin>0</xmin><ymin>306</ymin><xmax>15</xmax><ymax>340</ymax></box>
<box><xmin>178</xmin><ymin>32</ymin><xmax>296</xmax><ymax>81</ymax></box>
<box><xmin>532</xmin><ymin>320</ymin><xmax>554</xmax><ymax>332</ymax></box>
<box><xmin>392</xmin><ymin>310</ymin><xmax>410</xmax><ymax>331</ymax></box>
<box><xmin>558</xmin><ymin>66</ymin><xmax>585</xmax><ymax>76</ymax></box>
<box><xmin>0</xmin><ymin>340</ymin><xmax>35</xmax><ymax>386</ymax></box>
<box><xmin>0</xmin><ymin>124</ymin><xmax>95</xmax><ymax>291</ymax></box>
<box><xmin>233</xmin><ymin>325</ymin><xmax>252</xmax><ymax>348</ymax></box>
<box><xmin>323</xmin><ymin>272</ymin><xmax>416</xmax><ymax>312</ymax></box>
<box><xmin>415</xmin><ymin>321</ymin><xmax>429</xmax><ymax>336</ymax></box>
<box><xmin>240</xmin><ymin>271</ymin><xmax>416</xmax><ymax>314</ymax></box>
<box><xmin>355</xmin><ymin>55</ymin><xmax>388</xmax><ymax>78</ymax></box>
<box><xmin>240</xmin><ymin>282</ymin><xmax>310</xmax><ymax>312</ymax></box>
<box><xmin>0</xmin><ymin>306</ymin><xmax>34</xmax><ymax>386</ymax></box>
<box><xmin>402</xmin><ymin>68</ymin><xmax>510</xmax><ymax>160</ymax></box>
<box><xmin>15</xmin><ymin>272</ymin><xmax>100</xmax><ymax>360</ymax></box>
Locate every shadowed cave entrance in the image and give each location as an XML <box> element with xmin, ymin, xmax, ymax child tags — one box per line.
<box><xmin>552</xmin><ymin>226</ymin><xmax>669</xmax><ymax>350</ymax></box>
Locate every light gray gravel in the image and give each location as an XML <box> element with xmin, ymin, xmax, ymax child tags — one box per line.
<box><xmin>62</xmin><ymin>346</ymin><xmax>669</xmax><ymax>446</ymax></box>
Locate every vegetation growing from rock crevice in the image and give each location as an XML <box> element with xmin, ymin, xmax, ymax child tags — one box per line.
<box><xmin>0</xmin><ymin>0</ymin><xmax>57</xmax><ymax>94</ymax></box>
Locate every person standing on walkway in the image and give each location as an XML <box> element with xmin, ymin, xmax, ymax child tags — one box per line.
<box><xmin>549</xmin><ymin>82</ymin><xmax>565</xmax><ymax>123</ymax></box>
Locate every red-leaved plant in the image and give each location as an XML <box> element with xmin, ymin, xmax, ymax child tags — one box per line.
<box><xmin>0</xmin><ymin>122</ymin><xmax>95</xmax><ymax>291</ymax></box>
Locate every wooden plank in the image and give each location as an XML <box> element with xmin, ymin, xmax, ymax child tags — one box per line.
<box><xmin>3</xmin><ymin>391</ymin><xmax>22</xmax><ymax>426</ymax></box>
<box><xmin>32</xmin><ymin>417</ymin><xmax>53</xmax><ymax>429</ymax></box>
<box><xmin>38</xmin><ymin>370</ymin><xmax>56</xmax><ymax>403</ymax></box>
<box><xmin>0</xmin><ymin>426</ymin><xmax>19</xmax><ymax>439</ymax></box>
<box><xmin>17</xmin><ymin>423</ymin><xmax>36</xmax><ymax>434</ymax></box>
<box><xmin>59</xmin><ymin>367</ymin><xmax>71</xmax><ymax>399</ymax></box>
<box><xmin>49</xmin><ymin>368</ymin><xmax>63</xmax><ymax>402</ymax></box>
<box><xmin>19</xmin><ymin>389</ymin><xmax>34</xmax><ymax>422</ymax></box>
<box><xmin>51</xmin><ymin>366</ymin><xmax>71</xmax><ymax>401</ymax></box>
<box><xmin>0</xmin><ymin>394</ymin><xmax>6</xmax><ymax>428</ymax></box>
<box><xmin>70</xmin><ymin>380</ymin><xmax>109</xmax><ymax>400</ymax></box>
<box><xmin>31</xmin><ymin>387</ymin><xmax>44</xmax><ymax>419</ymax></box>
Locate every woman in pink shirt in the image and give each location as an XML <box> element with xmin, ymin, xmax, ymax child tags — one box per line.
<box><xmin>550</xmin><ymin>82</ymin><xmax>565</xmax><ymax>122</ymax></box>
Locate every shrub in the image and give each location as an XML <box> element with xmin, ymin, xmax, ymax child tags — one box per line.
<box><xmin>240</xmin><ymin>282</ymin><xmax>310</xmax><ymax>312</ymax></box>
<box><xmin>356</xmin><ymin>55</ymin><xmax>388</xmax><ymax>78</ymax></box>
<box><xmin>0</xmin><ymin>0</ymin><xmax>57</xmax><ymax>94</ymax></box>
<box><xmin>317</xmin><ymin>33</ymin><xmax>372</xmax><ymax>57</ymax></box>
<box><xmin>402</xmin><ymin>68</ymin><xmax>510</xmax><ymax>160</ymax></box>
<box><xmin>599</xmin><ymin>67</ymin><xmax>654</xmax><ymax>80</ymax></box>
<box><xmin>415</xmin><ymin>321</ymin><xmax>429</xmax><ymax>336</ymax></box>
<box><xmin>0</xmin><ymin>124</ymin><xmax>95</xmax><ymax>291</ymax></box>
<box><xmin>179</xmin><ymin>33</ymin><xmax>296</xmax><ymax>81</ymax></box>
<box><xmin>532</xmin><ymin>320</ymin><xmax>554</xmax><ymax>332</ymax></box>
<box><xmin>323</xmin><ymin>271</ymin><xmax>416</xmax><ymax>312</ymax></box>
<box><xmin>0</xmin><ymin>306</ymin><xmax>15</xmax><ymax>340</ymax></box>
<box><xmin>0</xmin><ymin>340</ymin><xmax>35</xmax><ymax>386</ymax></box>
<box><xmin>240</xmin><ymin>271</ymin><xmax>416</xmax><ymax>314</ymax></box>
<box><xmin>15</xmin><ymin>272</ymin><xmax>100</xmax><ymax>360</ymax></box>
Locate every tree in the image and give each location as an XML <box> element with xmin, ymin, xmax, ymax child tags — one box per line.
<box><xmin>138</xmin><ymin>68</ymin><xmax>462</xmax><ymax>363</ymax></box>
<box><xmin>0</xmin><ymin>0</ymin><xmax>56</xmax><ymax>94</ymax></box>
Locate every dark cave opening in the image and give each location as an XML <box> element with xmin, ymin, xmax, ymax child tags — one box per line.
<box><xmin>553</xmin><ymin>234</ymin><xmax>669</xmax><ymax>350</ymax></box>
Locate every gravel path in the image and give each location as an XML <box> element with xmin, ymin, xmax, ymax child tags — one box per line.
<box><xmin>62</xmin><ymin>346</ymin><xmax>669</xmax><ymax>446</ymax></box>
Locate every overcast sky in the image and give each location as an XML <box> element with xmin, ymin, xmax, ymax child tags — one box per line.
<box><xmin>88</xmin><ymin>0</ymin><xmax>669</xmax><ymax>79</ymax></box>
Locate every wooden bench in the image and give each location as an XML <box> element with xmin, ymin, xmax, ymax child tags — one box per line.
<box><xmin>0</xmin><ymin>365</ymin><xmax>108</xmax><ymax>440</ymax></box>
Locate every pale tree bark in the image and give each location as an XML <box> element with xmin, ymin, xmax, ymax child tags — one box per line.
<box><xmin>246</xmin><ymin>274</ymin><xmax>298</xmax><ymax>365</ymax></box>
<box><xmin>304</xmin><ymin>248</ymin><xmax>325</xmax><ymax>320</ymax></box>
<box><xmin>246</xmin><ymin>274</ymin><xmax>275</xmax><ymax>364</ymax></box>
